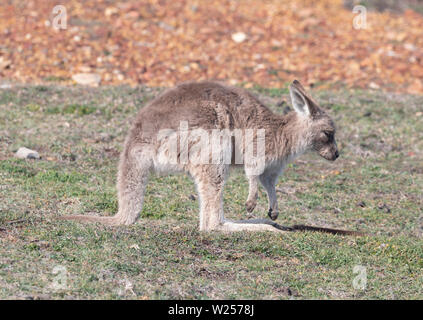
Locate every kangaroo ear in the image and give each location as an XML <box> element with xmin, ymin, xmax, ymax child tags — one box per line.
<box><xmin>289</xmin><ymin>82</ymin><xmax>310</xmax><ymax>116</ymax></box>
<box><xmin>289</xmin><ymin>80</ymin><xmax>319</xmax><ymax>117</ymax></box>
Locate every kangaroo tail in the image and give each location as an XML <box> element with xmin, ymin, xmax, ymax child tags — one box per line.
<box><xmin>290</xmin><ymin>224</ymin><xmax>365</xmax><ymax>236</ymax></box>
<box><xmin>235</xmin><ymin>219</ymin><xmax>364</xmax><ymax>236</ymax></box>
<box><xmin>235</xmin><ymin>218</ymin><xmax>294</xmax><ymax>231</ymax></box>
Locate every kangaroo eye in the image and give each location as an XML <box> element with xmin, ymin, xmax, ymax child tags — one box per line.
<box><xmin>322</xmin><ymin>131</ymin><xmax>333</xmax><ymax>141</ymax></box>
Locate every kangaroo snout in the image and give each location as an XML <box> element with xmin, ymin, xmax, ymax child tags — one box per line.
<box><xmin>328</xmin><ymin>149</ymin><xmax>339</xmax><ymax>161</ymax></box>
<box><xmin>319</xmin><ymin>148</ymin><xmax>339</xmax><ymax>161</ymax></box>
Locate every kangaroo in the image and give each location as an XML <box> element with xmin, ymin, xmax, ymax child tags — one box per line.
<box><xmin>62</xmin><ymin>80</ymin><xmax>339</xmax><ymax>232</ymax></box>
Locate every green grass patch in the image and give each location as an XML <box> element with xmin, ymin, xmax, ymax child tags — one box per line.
<box><xmin>0</xmin><ymin>85</ymin><xmax>422</xmax><ymax>299</ymax></box>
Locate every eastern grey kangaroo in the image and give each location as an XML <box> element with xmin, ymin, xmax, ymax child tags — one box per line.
<box><xmin>62</xmin><ymin>80</ymin><xmax>339</xmax><ymax>232</ymax></box>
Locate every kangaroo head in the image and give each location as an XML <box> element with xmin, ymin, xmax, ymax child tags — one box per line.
<box><xmin>289</xmin><ymin>80</ymin><xmax>339</xmax><ymax>161</ymax></box>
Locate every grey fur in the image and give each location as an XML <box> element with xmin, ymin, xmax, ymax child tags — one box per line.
<box><xmin>61</xmin><ymin>80</ymin><xmax>339</xmax><ymax>232</ymax></box>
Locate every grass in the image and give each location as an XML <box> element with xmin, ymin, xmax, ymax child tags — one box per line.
<box><xmin>343</xmin><ymin>0</ymin><xmax>423</xmax><ymax>15</ymax></box>
<box><xmin>0</xmin><ymin>84</ymin><xmax>422</xmax><ymax>299</ymax></box>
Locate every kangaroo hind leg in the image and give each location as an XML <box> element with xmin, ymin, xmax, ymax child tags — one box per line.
<box><xmin>191</xmin><ymin>164</ymin><xmax>228</xmax><ymax>231</ymax></box>
<box><xmin>59</xmin><ymin>143</ymin><xmax>151</xmax><ymax>226</ymax></box>
<box><xmin>112</xmin><ymin>144</ymin><xmax>152</xmax><ymax>225</ymax></box>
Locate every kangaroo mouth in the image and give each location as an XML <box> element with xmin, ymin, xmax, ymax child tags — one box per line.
<box><xmin>320</xmin><ymin>152</ymin><xmax>339</xmax><ymax>161</ymax></box>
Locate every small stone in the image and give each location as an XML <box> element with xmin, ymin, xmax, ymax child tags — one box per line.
<box><xmin>0</xmin><ymin>83</ymin><xmax>12</xmax><ymax>89</ymax></box>
<box><xmin>404</xmin><ymin>43</ymin><xmax>416</xmax><ymax>51</ymax></box>
<box><xmin>231</xmin><ymin>32</ymin><xmax>247</xmax><ymax>43</ymax></box>
<box><xmin>71</xmin><ymin>73</ymin><xmax>101</xmax><ymax>87</ymax></box>
<box><xmin>15</xmin><ymin>147</ymin><xmax>40</xmax><ymax>160</ymax></box>
<box><xmin>105</xmin><ymin>7</ymin><xmax>118</xmax><ymax>17</ymax></box>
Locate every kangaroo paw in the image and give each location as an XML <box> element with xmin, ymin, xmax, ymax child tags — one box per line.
<box><xmin>268</xmin><ymin>208</ymin><xmax>279</xmax><ymax>221</ymax></box>
<box><xmin>245</xmin><ymin>200</ymin><xmax>257</xmax><ymax>213</ymax></box>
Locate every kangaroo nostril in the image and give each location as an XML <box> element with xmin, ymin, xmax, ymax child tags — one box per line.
<box><xmin>335</xmin><ymin>150</ymin><xmax>339</xmax><ymax>158</ymax></box>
